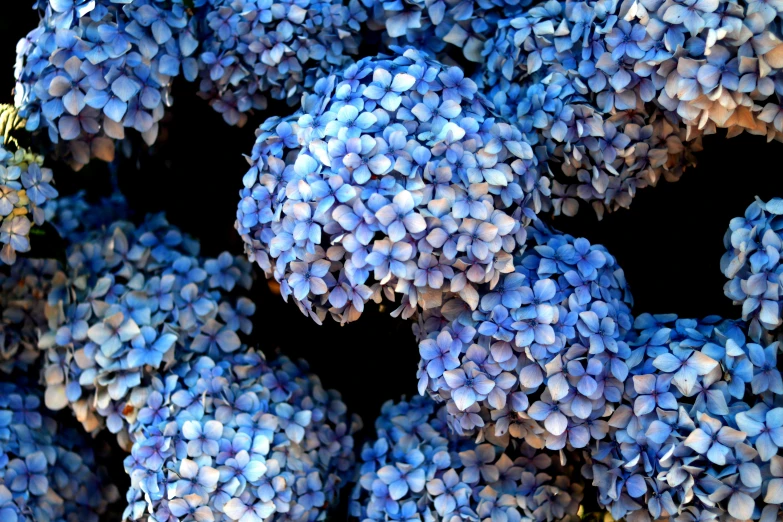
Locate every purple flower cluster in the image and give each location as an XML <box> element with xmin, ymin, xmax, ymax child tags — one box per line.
<box><xmin>722</xmin><ymin>197</ymin><xmax>783</xmax><ymax>333</ymax></box>
<box><xmin>351</xmin><ymin>396</ymin><xmax>583</xmax><ymax>522</ymax></box>
<box><xmin>414</xmin><ymin>220</ymin><xmax>633</xmax><ymax>445</ymax></box>
<box><xmin>0</xmin><ymin>380</ymin><xmax>120</xmax><ymax>522</ymax></box>
<box><xmin>14</xmin><ymin>0</ymin><xmax>198</xmax><ymax>168</ymax></box>
<box><xmin>236</xmin><ymin>47</ymin><xmax>548</xmax><ymax>325</ymax></box>
<box><xmin>123</xmin><ymin>349</ymin><xmax>359</xmax><ymax>522</ymax></box>
<box><xmin>40</xmin><ymin>212</ymin><xmax>254</xmax><ymax>441</ymax></box>
<box><xmin>583</xmin><ymin>313</ymin><xmax>783</xmax><ymax>521</ymax></box>
<box><xmin>193</xmin><ymin>0</ymin><xmax>367</xmax><ymax>126</ymax></box>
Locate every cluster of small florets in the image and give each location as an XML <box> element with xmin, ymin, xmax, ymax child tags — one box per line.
<box><xmin>477</xmin><ymin>0</ymin><xmax>783</xmax><ymax>216</ymax></box>
<box><xmin>14</xmin><ymin>0</ymin><xmax>199</xmax><ymax>168</ymax></box>
<box><xmin>236</xmin><ymin>47</ymin><xmax>550</xmax><ymax>325</ymax></box>
<box><xmin>350</xmin><ymin>395</ymin><xmax>583</xmax><ymax>522</ymax></box>
<box><xmin>123</xmin><ymin>349</ymin><xmax>360</xmax><ymax>522</ymax></box>
<box><xmin>193</xmin><ymin>0</ymin><xmax>367</xmax><ymax>126</ymax></box>
<box><xmin>722</xmin><ymin>197</ymin><xmax>783</xmax><ymax>333</ymax></box>
<box><xmin>0</xmin><ymin>380</ymin><xmax>120</xmax><ymax>522</ymax></box>
<box><xmin>0</xmin><ymin>137</ymin><xmax>58</xmax><ymax>265</ymax></box>
<box><xmin>413</xmin><ymin>220</ymin><xmax>633</xmax><ymax>444</ymax></box>
<box><xmin>39</xmin><ymin>212</ymin><xmax>254</xmax><ymax>440</ymax></box>
<box><xmin>582</xmin><ymin>312</ymin><xmax>783</xmax><ymax>522</ymax></box>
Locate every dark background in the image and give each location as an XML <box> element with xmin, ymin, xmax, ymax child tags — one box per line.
<box><xmin>3</xmin><ymin>3</ymin><xmax>783</xmax><ymax>515</ymax></box>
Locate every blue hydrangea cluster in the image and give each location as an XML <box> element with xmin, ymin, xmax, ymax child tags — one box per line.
<box><xmin>350</xmin><ymin>395</ymin><xmax>584</xmax><ymax>522</ymax></box>
<box><xmin>583</xmin><ymin>313</ymin><xmax>783</xmax><ymax>522</ymax></box>
<box><xmin>413</xmin><ymin>220</ymin><xmax>633</xmax><ymax>445</ymax></box>
<box><xmin>12</xmin><ymin>0</ymin><xmax>783</xmax><ymax>214</ymax></box>
<box><xmin>0</xmin><ymin>259</ymin><xmax>64</xmax><ymax>374</ymax></box>
<box><xmin>477</xmin><ymin>0</ymin><xmax>726</xmax><ymax>217</ymax></box>
<box><xmin>193</xmin><ymin>0</ymin><xmax>367</xmax><ymax>127</ymax></box>
<box><xmin>236</xmin><ymin>47</ymin><xmax>550</xmax><ymax>325</ymax></box>
<box><xmin>8</xmin><ymin>1</ymin><xmax>783</xmax><ymax>520</ymax></box>
<box><xmin>123</xmin><ymin>349</ymin><xmax>360</xmax><ymax>522</ymax></box>
<box><xmin>14</xmin><ymin>0</ymin><xmax>199</xmax><ymax>168</ymax></box>
<box><xmin>39</xmin><ymin>212</ymin><xmax>254</xmax><ymax>441</ymax></box>
<box><xmin>0</xmin><ymin>380</ymin><xmax>121</xmax><ymax>522</ymax></box>
<box><xmin>365</xmin><ymin>0</ymin><xmax>535</xmax><ymax>63</ymax></box>
<box><xmin>0</xmin><ymin>135</ymin><xmax>58</xmax><ymax>266</ymax></box>
<box><xmin>722</xmin><ymin>197</ymin><xmax>783</xmax><ymax>334</ymax></box>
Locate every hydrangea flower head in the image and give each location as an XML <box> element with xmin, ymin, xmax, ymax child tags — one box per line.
<box><xmin>40</xmin><ymin>212</ymin><xmax>254</xmax><ymax>441</ymax></box>
<box><xmin>351</xmin><ymin>396</ymin><xmax>583</xmax><ymax>522</ymax></box>
<box><xmin>583</xmin><ymin>313</ymin><xmax>783</xmax><ymax>521</ymax></box>
<box><xmin>193</xmin><ymin>0</ymin><xmax>367</xmax><ymax>126</ymax></box>
<box><xmin>477</xmin><ymin>0</ymin><xmax>783</xmax><ymax>217</ymax></box>
<box><xmin>0</xmin><ymin>379</ymin><xmax>120</xmax><ymax>522</ymax></box>
<box><xmin>414</xmin><ymin>220</ymin><xmax>633</xmax><ymax>445</ymax></box>
<box><xmin>123</xmin><ymin>348</ymin><xmax>360</xmax><ymax>522</ymax></box>
<box><xmin>14</xmin><ymin>0</ymin><xmax>199</xmax><ymax>168</ymax></box>
<box><xmin>236</xmin><ymin>47</ymin><xmax>549</xmax><ymax>325</ymax></box>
